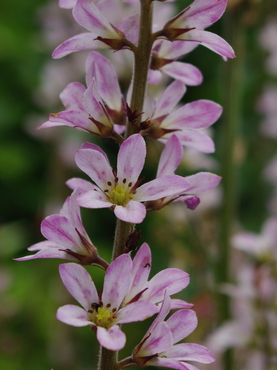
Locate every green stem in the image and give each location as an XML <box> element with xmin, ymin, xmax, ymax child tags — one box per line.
<box><xmin>97</xmin><ymin>2</ymin><xmax>154</xmax><ymax>369</ymax></box>
<box><xmin>98</xmin><ymin>347</ymin><xmax>118</xmax><ymax>370</ymax></box>
<box><xmin>116</xmin><ymin>356</ymin><xmax>136</xmax><ymax>369</ymax></box>
<box><xmin>125</xmin><ymin>0</ymin><xmax>153</xmax><ymax>138</ymax></box>
<box><xmin>112</xmin><ymin>219</ymin><xmax>134</xmax><ymax>260</ymax></box>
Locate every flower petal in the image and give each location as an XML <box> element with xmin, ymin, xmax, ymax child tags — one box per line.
<box><xmin>173</xmin><ymin>0</ymin><xmax>227</xmax><ymax>29</ymax></box>
<box><xmin>77</xmin><ymin>189</ymin><xmax>112</xmax><ymax>209</ymax></box>
<box><xmin>75</xmin><ymin>148</ymin><xmax>114</xmax><ymax>190</ymax></box>
<box><xmin>28</xmin><ymin>240</ymin><xmax>60</xmax><ymax>251</ymax></box>
<box><xmin>102</xmin><ymin>254</ymin><xmax>132</xmax><ymax>309</ymax></box>
<box><xmin>116</xmin><ymin>301</ymin><xmax>157</xmax><ymax>324</ymax></box>
<box><xmin>82</xmin><ymin>81</ymin><xmax>113</xmax><ymax>129</ymax></box>
<box><xmin>59</xmin><ymin>0</ymin><xmax>76</xmax><ymax>9</ymax></box>
<box><xmin>157</xmin><ymin>135</ymin><xmax>183</xmax><ymax>177</ymax></box>
<box><xmin>141</xmin><ymin>321</ymin><xmax>172</xmax><ymax>356</ymax></box>
<box><xmin>143</xmin><ymin>269</ymin><xmax>190</xmax><ymax>304</ymax></box>
<box><xmin>87</xmin><ymin>52</ymin><xmax>122</xmax><ymax>111</ymax></box>
<box><xmin>80</xmin><ymin>141</ymin><xmax>109</xmax><ymax>159</ymax></box>
<box><xmin>158</xmin><ymin>39</ymin><xmax>198</xmax><ymax>59</ymax></box>
<box><xmin>124</xmin><ymin>242</ymin><xmax>152</xmax><ymax>303</ymax></box>
<box><xmin>162</xmin><ymin>62</ymin><xmax>203</xmax><ymax>86</ymax></box>
<box><xmin>59</xmin><ymin>82</ymin><xmax>86</xmax><ymax>111</ymax></box>
<box><xmin>60</xmin><ymin>189</ymin><xmax>87</xmax><ymax>237</ymax></box>
<box><xmin>15</xmin><ymin>247</ymin><xmax>77</xmax><ymax>262</ymax></box>
<box><xmin>183</xmin><ymin>172</ymin><xmax>221</xmax><ymax>194</ymax></box>
<box><xmin>117</xmin><ymin>13</ymin><xmax>140</xmax><ymax>45</ymax></box>
<box><xmin>143</xmin><ymin>294</ymin><xmax>171</xmax><ymax>337</ymax></box>
<box><xmin>148</xmin><ymin>69</ymin><xmax>162</xmax><ymax>84</ymax></box>
<box><xmin>168</xmin><ymin>299</ymin><xmax>194</xmax><ymax>310</ymax></box>
<box><xmin>152</xmin><ymin>80</ymin><xmax>186</xmax><ymax>118</ymax></box>
<box><xmin>163</xmin><ymin>343</ymin><xmax>215</xmax><ymax>364</ymax></box>
<box><xmin>147</xmin><ymin>357</ymin><xmax>199</xmax><ymax>370</ymax></box>
<box><xmin>52</xmin><ymin>33</ymin><xmax>104</xmax><ymax>59</ymax></box>
<box><xmin>56</xmin><ymin>305</ymin><xmax>92</xmax><ymax>327</ymax></box>
<box><xmin>39</xmin><ymin>110</ymin><xmax>90</xmax><ymax>131</ymax></box>
<box><xmin>59</xmin><ymin>263</ymin><xmax>99</xmax><ymax>310</ymax></box>
<box><xmin>135</xmin><ymin>175</ymin><xmax>191</xmax><ymax>201</ymax></box>
<box><xmin>41</xmin><ymin>215</ymin><xmax>79</xmax><ymax>249</ymax></box>
<box><xmin>96</xmin><ymin>325</ymin><xmax>126</xmax><ymax>351</ymax></box>
<box><xmin>114</xmin><ymin>201</ymin><xmax>146</xmax><ymax>224</ymax></box>
<box><xmin>164</xmin><ymin>100</ymin><xmax>222</xmax><ymax>130</ymax></box>
<box><xmin>117</xmin><ymin>134</ymin><xmax>146</xmax><ymax>185</ymax></box>
<box><xmin>66</xmin><ymin>177</ymin><xmax>97</xmax><ymax>192</ymax></box>
<box><xmin>171</xmin><ymin>130</ymin><xmax>215</xmax><ymax>153</ymax></box>
<box><xmin>180</xmin><ymin>29</ymin><xmax>235</xmax><ymax>60</ymax></box>
<box><xmin>73</xmin><ymin>0</ymin><xmax>120</xmax><ymax>38</ymax></box>
<box><xmin>166</xmin><ymin>310</ymin><xmax>197</xmax><ymax>343</ymax></box>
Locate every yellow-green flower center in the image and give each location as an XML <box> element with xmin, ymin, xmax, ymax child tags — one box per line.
<box><xmin>112</xmin><ymin>184</ymin><xmax>130</xmax><ymax>205</ymax></box>
<box><xmin>106</xmin><ymin>183</ymin><xmax>134</xmax><ymax>206</ymax></box>
<box><xmin>95</xmin><ymin>306</ymin><xmax>113</xmax><ymax>327</ymax></box>
<box><xmin>89</xmin><ymin>305</ymin><xmax>116</xmax><ymax>328</ymax></box>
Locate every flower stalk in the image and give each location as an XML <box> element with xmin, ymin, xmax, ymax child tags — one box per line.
<box><xmin>126</xmin><ymin>0</ymin><xmax>154</xmax><ymax>137</ymax></box>
<box><xmin>100</xmin><ymin>1</ymin><xmax>153</xmax><ymax>367</ymax></box>
<box><xmin>98</xmin><ymin>347</ymin><xmax>118</xmax><ymax>370</ymax></box>
<box><xmin>112</xmin><ymin>219</ymin><xmax>134</xmax><ymax>260</ymax></box>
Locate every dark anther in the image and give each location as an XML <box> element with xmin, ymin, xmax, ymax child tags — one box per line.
<box><xmin>91</xmin><ymin>303</ymin><xmax>101</xmax><ymax>311</ymax></box>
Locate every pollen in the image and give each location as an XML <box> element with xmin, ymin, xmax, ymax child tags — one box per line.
<box><xmin>94</xmin><ymin>306</ymin><xmax>113</xmax><ymax>328</ymax></box>
<box><xmin>107</xmin><ymin>184</ymin><xmax>133</xmax><ymax>206</ymax></box>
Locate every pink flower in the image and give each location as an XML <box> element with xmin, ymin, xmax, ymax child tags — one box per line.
<box><xmin>39</xmin><ymin>52</ymin><xmax>125</xmax><ymax>137</ymax></box>
<box><xmin>232</xmin><ymin>218</ymin><xmax>277</xmax><ymax>259</ymax></box>
<box><xmin>58</xmin><ymin>0</ymin><xmax>76</xmax><ymax>9</ymax></box>
<box><xmin>142</xmin><ymin>80</ymin><xmax>223</xmax><ymax>153</ymax></box>
<box><xmin>67</xmin><ymin>134</ymin><xmax>192</xmax><ymax>223</ymax></box>
<box><xmin>123</xmin><ymin>243</ymin><xmax>193</xmax><ymax>310</ymax></box>
<box><xmin>146</xmin><ymin>135</ymin><xmax>221</xmax><ymax>211</ymax></box>
<box><xmin>162</xmin><ymin>0</ymin><xmax>235</xmax><ymax>60</ymax></box>
<box><xmin>39</xmin><ymin>81</ymin><xmax>113</xmax><ymax>137</ymax></box>
<box><xmin>149</xmin><ymin>39</ymin><xmax>203</xmax><ymax>85</ymax></box>
<box><xmin>53</xmin><ymin>0</ymin><xmax>139</xmax><ymax>58</ymax></box>
<box><xmin>132</xmin><ymin>294</ymin><xmax>215</xmax><ymax>369</ymax></box>
<box><xmin>57</xmin><ymin>257</ymin><xmax>158</xmax><ymax>350</ymax></box>
<box><xmin>15</xmin><ymin>190</ymin><xmax>107</xmax><ymax>267</ymax></box>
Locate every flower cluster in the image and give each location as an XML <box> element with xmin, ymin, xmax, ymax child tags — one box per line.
<box><xmin>17</xmin><ymin>0</ymin><xmax>235</xmax><ymax>368</ymax></box>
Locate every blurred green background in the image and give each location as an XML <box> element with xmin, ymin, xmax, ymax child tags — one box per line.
<box><xmin>1</xmin><ymin>0</ymin><xmax>277</xmax><ymax>369</ymax></box>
